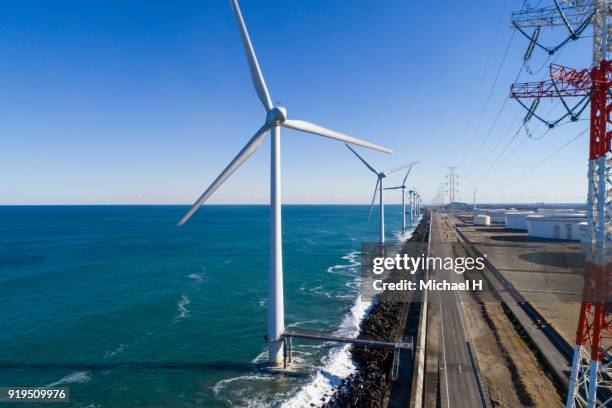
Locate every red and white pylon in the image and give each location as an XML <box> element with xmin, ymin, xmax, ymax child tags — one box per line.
<box><xmin>566</xmin><ymin>1</ymin><xmax>611</xmax><ymax>407</ymax></box>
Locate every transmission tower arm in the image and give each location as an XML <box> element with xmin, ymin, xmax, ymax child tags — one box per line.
<box><xmin>511</xmin><ymin>4</ymin><xmax>595</xmax><ymax>55</ymax></box>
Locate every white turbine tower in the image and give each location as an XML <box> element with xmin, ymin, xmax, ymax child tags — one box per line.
<box><xmin>384</xmin><ymin>163</ymin><xmax>419</xmax><ymax>235</ymax></box>
<box><xmin>177</xmin><ymin>0</ymin><xmax>392</xmax><ymax>367</ymax></box>
<box><xmin>408</xmin><ymin>189</ymin><xmax>416</xmax><ymax>223</ymax></box>
<box><xmin>345</xmin><ymin>144</ymin><xmax>413</xmax><ymax>243</ymax></box>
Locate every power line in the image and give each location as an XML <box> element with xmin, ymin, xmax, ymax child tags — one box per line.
<box><xmin>475</xmin><ymin>98</ymin><xmax>562</xmax><ymax>183</ymax></box>
<box><xmin>477</xmin><ymin>123</ymin><xmax>526</xmax><ymax>185</ymax></box>
<box><xmin>472</xmin><ymin>0</ymin><xmax>510</xmax><ymax>105</ymax></box>
<box><xmin>491</xmin><ymin>127</ymin><xmax>588</xmax><ymax>193</ymax></box>
<box><xmin>468</xmin><ymin>40</ymin><xmax>569</xmax><ymax>178</ymax></box>
<box><xmin>466</xmin><ymin>60</ymin><xmax>528</xmax><ymax>174</ymax></box>
<box><xmin>462</xmin><ymin>0</ymin><xmax>512</xmax><ymax>159</ymax></box>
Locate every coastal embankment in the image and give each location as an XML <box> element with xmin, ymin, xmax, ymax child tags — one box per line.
<box><xmin>323</xmin><ymin>211</ymin><xmax>431</xmax><ymax>408</ymax></box>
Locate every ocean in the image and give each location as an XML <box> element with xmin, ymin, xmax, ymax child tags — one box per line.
<box><xmin>0</xmin><ymin>205</ymin><xmax>417</xmax><ymax>407</ymax></box>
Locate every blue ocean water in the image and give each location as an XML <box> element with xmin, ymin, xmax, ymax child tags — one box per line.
<box><xmin>0</xmin><ymin>205</ymin><xmax>414</xmax><ymax>407</ymax></box>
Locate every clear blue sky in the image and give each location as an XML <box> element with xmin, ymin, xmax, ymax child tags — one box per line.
<box><xmin>0</xmin><ymin>0</ymin><xmax>592</xmax><ymax>205</ymax></box>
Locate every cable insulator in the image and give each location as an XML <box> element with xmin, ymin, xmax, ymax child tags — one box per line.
<box><xmin>524</xmin><ymin>27</ymin><xmax>541</xmax><ymax>61</ymax></box>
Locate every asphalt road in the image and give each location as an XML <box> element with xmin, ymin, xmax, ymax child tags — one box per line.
<box><xmin>430</xmin><ymin>212</ymin><xmax>484</xmax><ymax>408</ymax></box>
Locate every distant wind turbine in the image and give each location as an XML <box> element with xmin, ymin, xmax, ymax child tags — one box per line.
<box><xmin>384</xmin><ymin>162</ymin><xmax>419</xmax><ymax>235</ymax></box>
<box><xmin>412</xmin><ymin>190</ymin><xmax>421</xmax><ymax>219</ymax></box>
<box><xmin>345</xmin><ymin>144</ymin><xmax>413</xmax><ymax>243</ymax></box>
<box><xmin>177</xmin><ymin>0</ymin><xmax>392</xmax><ymax>367</ymax></box>
<box><xmin>408</xmin><ymin>189</ymin><xmax>416</xmax><ymax>223</ymax></box>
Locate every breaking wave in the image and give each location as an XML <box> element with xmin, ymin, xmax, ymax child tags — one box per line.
<box><xmin>46</xmin><ymin>371</ymin><xmax>91</xmax><ymax>387</ymax></box>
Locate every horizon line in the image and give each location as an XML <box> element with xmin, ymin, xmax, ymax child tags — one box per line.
<box><xmin>0</xmin><ymin>202</ymin><xmax>586</xmax><ymax>206</ymax></box>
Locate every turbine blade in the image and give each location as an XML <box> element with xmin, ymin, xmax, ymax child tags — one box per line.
<box><xmin>230</xmin><ymin>0</ymin><xmax>273</xmax><ymax>110</ymax></box>
<box><xmin>384</xmin><ymin>186</ymin><xmax>403</xmax><ymax>190</ymax></box>
<box><xmin>384</xmin><ymin>161</ymin><xmax>418</xmax><ymax>177</ymax></box>
<box><xmin>282</xmin><ymin>119</ymin><xmax>392</xmax><ymax>154</ymax></box>
<box><xmin>402</xmin><ymin>161</ymin><xmax>420</xmax><ymax>185</ymax></box>
<box><xmin>344</xmin><ymin>144</ymin><xmax>379</xmax><ymax>175</ymax></box>
<box><xmin>177</xmin><ymin>123</ymin><xmax>271</xmax><ymax>226</ymax></box>
<box><xmin>368</xmin><ymin>178</ymin><xmax>380</xmax><ymax>220</ymax></box>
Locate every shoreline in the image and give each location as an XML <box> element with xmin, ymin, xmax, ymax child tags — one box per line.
<box><xmin>323</xmin><ymin>212</ymin><xmax>431</xmax><ymax>408</ymax></box>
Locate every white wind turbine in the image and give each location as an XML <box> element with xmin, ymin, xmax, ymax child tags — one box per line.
<box><xmin>414</xmin><ymin>191</ymin><xmax>420</xmax><ymax>220</ymax></box>
<box><xmin>177</xmin><ymin>0</ymin><xmax>392</xmax><ymax>367</ymax></box>
<box><xmin>345</xmin><ymin>144</ymin><xmax>414</xmax><ymax>243</ymax></box>
<box><xmin>384</xmin><ymin>163</ymin><xmax>419</xmax><ymax>235</ymax></box>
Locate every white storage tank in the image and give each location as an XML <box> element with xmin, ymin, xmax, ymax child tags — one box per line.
<box><xmin>526</xmin><ymin>214</ymin><xmax>587</xmax><ymax>241</ymax></box>
<box><xmin>473</xmin><ymin>208</ymin><xmax>486</xmax><ymax>217</ymax></box>
<box><xmin>487</xmin><ymin>209</ymin><xmax>508</xmax><ymax>224</ymax></box>
<box><xmin>473</xmin><ymin>208</ymin><xmax>509</xmax><ymax>223</ymax></box>
<box><xmin>536</xmin><ymin>208</ymin><xmax>586</xmax><ymax>216</ymax></box>
<box><xmin>505</xmin><ymin>211</ymin><xmax>535</xmax><ymax>230</ymax></box>
<box><xmin>474</xmin><ymin>215</ymin><xmax>491</xmax><ymax>226</ymax></box>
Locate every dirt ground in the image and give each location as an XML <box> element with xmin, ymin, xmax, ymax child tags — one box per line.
<box><xmin>450</xmin><ymin>243</ymin><xmax>565</xmax><ymax>407</ymax></box>
<box><xmin>452</xmin><ymin>214</ymin><xmax>583</xmax><ymax>347</ymax></box>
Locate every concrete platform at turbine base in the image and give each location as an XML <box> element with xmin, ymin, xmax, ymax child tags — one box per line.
<box><xmin>453</xmin><ymin>214</ymin><xmax>583</xmax><ymax>346</ymax></box>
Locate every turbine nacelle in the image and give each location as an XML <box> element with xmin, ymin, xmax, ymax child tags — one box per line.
<box><xmin>266</xmin><ymin>106</ymin><xmax>287</xmax><ymax>125</ymax></box>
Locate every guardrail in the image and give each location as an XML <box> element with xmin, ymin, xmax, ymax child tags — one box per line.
<box><xmin>466</xmin><ymin>340</ymin><xmax>493</xmax><ymax>408</ymax></box>
<box><xmin>408</xmin><ymin>213</ymin><xmax>432</xmax><ymax>408</ymax></box>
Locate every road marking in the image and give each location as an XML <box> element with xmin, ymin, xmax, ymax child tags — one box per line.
<box><xmin>437</xmin><ymin>213</ymin><xmax>483</xmax><ymax>405</ymax></box>
<box><xmin>436</xmin><ymin>217</ymin><xmax>452</xmax><ymax>408</ymax></box>
<box><xmin>440</xmin><ymin>290</ymin><xmax>451</xmax><ymax>408</ymax></box>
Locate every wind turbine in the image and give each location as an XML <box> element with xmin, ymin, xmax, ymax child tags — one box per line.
<box><xmin>384</xmin><ymin>163</ymin><xmax>419</xmax><ymax>235</ymax></box>
<box><xmin>408</xmin><ymin>189</ymin><xmax>416</xmax><ymax>224</ymax></box>
<box><xmin>412</xmin><ymin>189</ymin><xmax>420</xmax><ymax>220</ymax></box>
<box><xmin>177</xmin><ymin>0</ymin><xmax>392</xmax><ymax>367</ymax></box>
<box><xmin>345</xmin><ymin>144</ymin><xmax>413</xmax><ymax>243</ymax></box>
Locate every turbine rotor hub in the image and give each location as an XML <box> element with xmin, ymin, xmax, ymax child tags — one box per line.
<box><xmin>266</xmin><ymin>106</ymin><xmax>287</xmax><ymax>125</ymax></box>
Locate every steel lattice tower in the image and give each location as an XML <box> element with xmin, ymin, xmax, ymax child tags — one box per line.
<box><xmin>446</xmin><ymin>167</ymin><xmax>458</xmax><ymax>213</ymax></box>
<box><xmin>510</xmin><ymin>1</ymin><xmax>611</xmax><ymax>406</ymax></box>
<box><xmin>567</xmin><ymin>2</ymin><xmax>611</xmax><ymax>406</ymax></box>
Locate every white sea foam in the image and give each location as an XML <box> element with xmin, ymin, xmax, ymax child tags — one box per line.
<box><xmin>282</xmin><ymin>230</ymin><xmax>415</xmax><ymax>407</ymax></box>
<box><xmin>286</xmin><ymin>320</ymin><xmax>321</xmax><ymax>329</ymax></box>
<box><xmin>213</xmin><ymin>374</ymin><xmax>280</xmax><ymax>408</ymax></box>
<box><xmin>46</xmin><ymin>371</ymin><xmax>91</xmax><ymax>387</ymax></box>
<box><xmin>177</xmin><ymin>295</ymin><xmax>190</xmax><ymax>319</ymax></box>
<box><xmin>216</xmin><ymin>246</ymin><xmax>386</xmax><ymax>407</ymax></box>
<box><xmin>281</xmin><ymin>294</ymin><xmax>373</xmax><ymax>407</ymax></box>
<box><xmin>326</xmin><ymin>251</ymin><xmax>361</xmax><ymax>277</ymax></box>
<box><xmin>188</xmin><ymin>273</ymin><xmax>203</xmax><ymax>282</ymax></box>
<box><xmin>213</xmin><ymin>374</ymin><xmax>274</xmax><ymax>396</ymax></box>
<box><xmin>251</xmin><ymin>350</ymin><xmax>268</xmax><ymax>364</ymax></box>
<box><xmin>104</xmin><ymin>343</ymin><xmax>126</xmax><ymax>358</ymax></box>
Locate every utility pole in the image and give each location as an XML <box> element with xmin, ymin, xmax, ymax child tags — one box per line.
<box><xmin>473</xmin><ymin>187</ymin><xmax>477</xmax><ymax>210</ymax></box>
<box><xmin>446</xmin><ymin>167</ymin><xmax>459</xmax><ymax>213</ymax></box>
<box><xmin>509</xmin><ymin>2</ymin><xmax>611</xmax><ymax>406</ymax></box>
